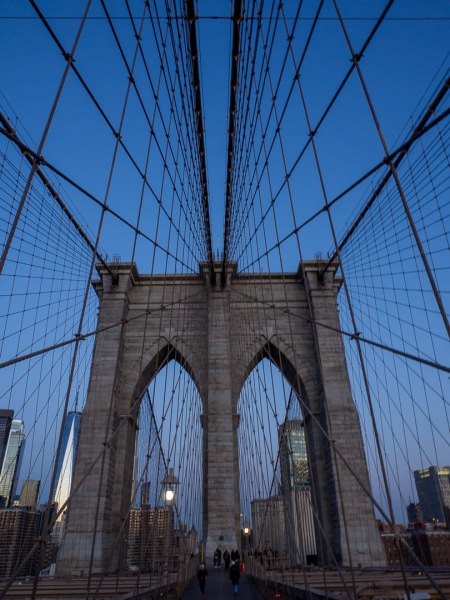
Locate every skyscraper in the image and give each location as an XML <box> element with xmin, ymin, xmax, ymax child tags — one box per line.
<box><xmin>251</xmin><ymin>495</ymin><xmax>286</xmax><ymax>555</ymax></box>
<box><xmin>53</xmin><ymin>411</ymin><xmax>81</xmax><ymax>497</ymax></box>
<box><xmin>0</xmin><ymin>409</ymin><xmax>14</xmax><ymax>475</ymax></box>
<box><xmin>414</xmin><ymin>466</ymin><xmax>450</xmax><ymax>527</ymax></box>
<box><xmin>279</xmin><ymin>419</ymin><xmax>317</xmax><ymax>565</ymax></box>
<box><xmin>127</xmin><ymin>506</ymin><xmax>175</xmax><ymax>571</ymax></box>
<box><xmin>0</xmin><ymin>419</ymin><xmax>25</xmax><ymax>508</ymax></box>
<box><xmin>52</xmin><ymin>411</ymin><xmax>81</xmax><ymax>543</ymax></box>
<box><xmin>279</xmin><ymin>419</ymin><xmax>310</xmax><ymax>491</ymax></box>
<box><xmin>19</xmin><ymin>479</ymin><xmax>41</xmax><ymax>507</ymax></box>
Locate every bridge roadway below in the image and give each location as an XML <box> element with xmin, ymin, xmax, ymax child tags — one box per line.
<box><xmin>1</xmin><ymin>560</ymin><xmax>449</xmax><ymax>599</ymax></box>
<box><xmin>181</xmin><ymin>563</ymin><xmax>263</xmax><ymax>600</ymax></box>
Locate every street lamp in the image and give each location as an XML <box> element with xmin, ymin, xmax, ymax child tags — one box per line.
<box><xmin>243</xmin><ymin>520</ymin><xmax>251</xmax><ymax>537</ymax></box>
<box><xmin>242</xmin><ymin>517</ymin><xmax>251</xmax><ymax>556</ymax></box>
<box><xmin>160</xmin><ymin>468</ymin><xmax>180</xmax><ymax>576</ymax></box>
<box><xmin>161</xmin><ymin>468</ymin><xmax>180</xmax><ymax>506</ymax></box>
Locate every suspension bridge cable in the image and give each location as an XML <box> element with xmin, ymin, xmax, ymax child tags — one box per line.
<box><xmin>222</xmin><ymin>0</ymin><xmax>243</xmax><ymax>279</ymax></box>
<box><xmin>185</xmin><ymin>0</ymin><xmax>214</xmax><ymax>270</ymax></box>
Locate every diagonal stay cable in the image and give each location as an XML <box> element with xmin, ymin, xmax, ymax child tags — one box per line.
<box><xmin>230</xmin><ymin>285</ymin><xmax>450</xmax><ymax>374</ymax></box>
<box><xmin>123</xmin><ymin>0</ymin><xmax>207</xmax><ymax>259</ymax></box>
<box><xmin>0</xmin><ymin>287</ymin><xmax>205</xmax><ymax>370</ymax></box>
<box><xmin>0</xmin><ymin>122</ymin><xmax>197</xmax><ymax>274</ymax></box>
<box><xmin>333</xmin><ymin>0</ymin><xmax>449</xmax><ymax>340</ymax></box>
<box><xmin>232</xmin><ymin>0</ymin><xmax>395</xmax><ymax>265</ymax></box>
<box><xmin>0</xmin><ymin>0</ymin><xmax>91</xmax><ymax>278</ymax></box>
<box><xmin>322</xmin><ymin>76</ymin><xmax>450</xmax><ymax>274</ymax></box>
<box><xmin>240</xmin><ymin>104</ymin><xmax>450</xmax><ymax>271</ymax></box>
<box><xmin>0</xmin><ymin>111</ymin><xmax>117</xmax><ymax>282</ymax></box>
<box><xmin>26</xmin><ymin>0</ymin><xmax>203</xmax><ymax>265</ymax></box>
<box><xmin>101</xmin><ymin>0</ymin><xmax>207</xmax><ymax>259</ymax></box>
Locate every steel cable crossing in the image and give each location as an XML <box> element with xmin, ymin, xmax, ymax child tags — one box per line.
<box><xmin>0</xmin><ymin>2</ymin><xmax>449</xmax><ymax>599</ymax></box>
<box><xmin>223</xmin><ymin>1</ymin><xmax>448</xmax><ymax>599</ymax></box>
<box><xmin>0</xmin><ymin>0</ymin><xmax>210</xmax><ymax>596</ymax></box>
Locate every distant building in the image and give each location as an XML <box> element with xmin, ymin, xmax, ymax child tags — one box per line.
<box><xmin>279</xmin><ymin>419</ymin><xmax>310</xmax><ymax>491</ymax></box>
<box><xmin>19</xmin><ymin>479</ymin><xmax>41</xmax><ymax>506</ymax></box>
<box><xmin>141</xmin><ymin>481</ymin><xmax>150</xmax><ymax>507</ymax></box>
<box><xmin>414</xmin><ymin>466</ymin><xmax>450</xmax><ymax>527</ymax></box>
<box><xmin>251</xmin><ymin>496</ymin><xmax>286</xmax><ymax>556</ymax></box>
<box><xmin>175</xmin><ymin>522</ymin><xmax>198</xmax><ymax>562</ymax></box>
<box><xmin>0</xmin><ymin>420</ymin><xmax>25</xmax><ymax>508</ymax></box>
<box><xmin>0</xmin><ymin>506</ymin><xmax>41</xmax><ymax>578</ymax></box>
<box><xmin>53</xmin><ymin>411</ymin><xmax>81</xmax><ymax>512</ymax></box>
<box><xmin>407</xmin><ymin>502</ymin><xmax>424</xmax><ymax>528</ymax></box>
<box><xmin>127</xmin><ymin>507</ymin><xmax>175</xmax><ymax>572</ymax></box>
<box><xmin>279</xmin><ymin>418</ymin><xmax>317</xmax><ymax>565</ymax></box>
<box><xmin>381</xmin><ymin>531</ymin><xmax>450</xmax><ymax>567</ymax></box>
<box><xmin>0</xmin><ymin>409</ymin><xmax>14</xmax><ymax>475</ymax></box>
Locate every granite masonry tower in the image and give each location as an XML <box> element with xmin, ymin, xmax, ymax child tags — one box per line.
<box><xmin>57</xmin><ymin>260</ymin><xmax>385</xmax><ymax>574</ymax></box>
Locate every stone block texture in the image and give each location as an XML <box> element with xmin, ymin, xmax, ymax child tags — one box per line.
<box><xmin>56</xmin><ymin>261</ymin><xmax>385</xmax><ymax>575</ymax></box>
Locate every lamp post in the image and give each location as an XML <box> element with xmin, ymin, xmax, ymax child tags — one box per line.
<box><xmin>160</xmin><ymin>468</ymin><xmax>180</xmax><ymax>576</ymax></box>
<box><xmin>242</xmin><ymin>517</ymin><xmax>251</xmax><ymax>556</ymax></box>
<box><xmin>161</xmin><ymin>468</ymin><xmax>180</xmax><ymax>506</ymax></box>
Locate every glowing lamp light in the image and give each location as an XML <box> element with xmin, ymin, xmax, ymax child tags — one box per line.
<box><xmin>242</xmin><ymin>518</ymin><xmax>251</xmax><ymax>536</ymax></box>
<box><xmin>164</xmin><ymin>489</ymin><xmax>175</xmax><ymax>503</ymax></box>
<box><xmin>161</xmin><ymin>468</ymin><xmax>180</xmax><ymax>506</ymax></box>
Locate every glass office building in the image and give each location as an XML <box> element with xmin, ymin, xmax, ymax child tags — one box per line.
<box><xmin>0</xmin><ymin>420</ymin><xmax>25</xmax><ymax>507</ymax></box>
<box><xmin>414</xmin><ymin>466</ymin><xmax>450</xmax><ymax>526</ymax></box>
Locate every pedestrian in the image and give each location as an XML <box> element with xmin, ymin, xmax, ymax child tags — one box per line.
<box><xmin>229</xmin><ymin>560</ymin><xmax>240</xmax><ymax>595</ymax></box>
<box><xmin>231</xmin><ymin>548</ymin><xmax>240</xmax><ymax>563</ymax></box>
<box><xmin>197</xmin><ymin>562</ymin><xmax>208</xmax><ymax>598</ymax></box>
<box><xmin>223</xmin><ymin>549</ymin><xmax>231</xmax><ymax>571</ymax></box>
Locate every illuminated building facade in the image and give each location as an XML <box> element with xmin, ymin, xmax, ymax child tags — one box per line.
<box><xmin>279</xmin><ymin>418</ymin><xmax>317</xmax><ymax>565</ymax></box>
<box><xmin>127</xmin><ymin>506</ymin><xmax>175</xmax><ymax>572</ymax></box>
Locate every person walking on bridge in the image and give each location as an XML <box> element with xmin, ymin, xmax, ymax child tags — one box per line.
<box><xmin>229</xmin><ymin>560</ymin><xmax>240</xmax><ymax>596</ymax></box>
<box><xmin>197</xmin><ymin>562</ymin><xmax>208</xmax><ymax>598</ymax></box>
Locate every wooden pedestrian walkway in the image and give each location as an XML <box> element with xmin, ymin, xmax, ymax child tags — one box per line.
<box><xmin>181</xmin><ymin>564</ymin><xmax>264</xmax><ymax>600</ymax></box>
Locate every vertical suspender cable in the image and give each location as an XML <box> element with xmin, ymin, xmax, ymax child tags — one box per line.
<box><xmin>222</xmin><ymin>0</ymin><xmax>243</xmax><ymax>284</ymax></box>
<box><xmin>185</xmin><ymin>0</ymin><xmax>215</xmax><ymax>279</ymax></box>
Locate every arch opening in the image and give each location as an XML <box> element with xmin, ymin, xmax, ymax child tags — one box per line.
<box><xmin>126</xmin><ymin>356</ymin><xmax>203</xmax><ymax>573</ymax></box>
<box><xmin>237</xmin><ymin>356</ymin><xmax>319</xmax><ymax>568</ymax></box>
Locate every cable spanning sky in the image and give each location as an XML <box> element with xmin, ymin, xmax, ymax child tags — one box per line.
<box><xmin>0</xmin><ymin>1</ymin><xmax>448</xmax><ymax>267</ymax></box>
<box><xmin>0</xmin><ymin>0</ymin><xmax>449</xmax><ymax>529</ymax></box>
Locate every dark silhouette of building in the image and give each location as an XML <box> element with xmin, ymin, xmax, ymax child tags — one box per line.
<box><xmin>381</xmin><ymin>531</ymin><xmax>450</xmax><ymax>567</ymax></box>
<box><xmin>0</xmin><ymin>410</ymin><xmax>14</xmax><ymax>475</ymax></box>
<box><xmin>406</xmin><ymin>502</ymin><xmax>425</xmax><ymax>530</ymax></box>
<box><xmin>0</xmin><ymin>506</ymin><xmax>41</xmax><ymax>578</ymax></box>
<box><xmin>0</xmin><ymin>419</ymin><xmax>25</xmax><ymax>508</ymax></box>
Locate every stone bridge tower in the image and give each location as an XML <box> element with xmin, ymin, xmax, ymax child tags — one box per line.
<box><xmin>57</xmin><ymin>260</ymin><xmax>385</xmax><ymax>575</ymax></box>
